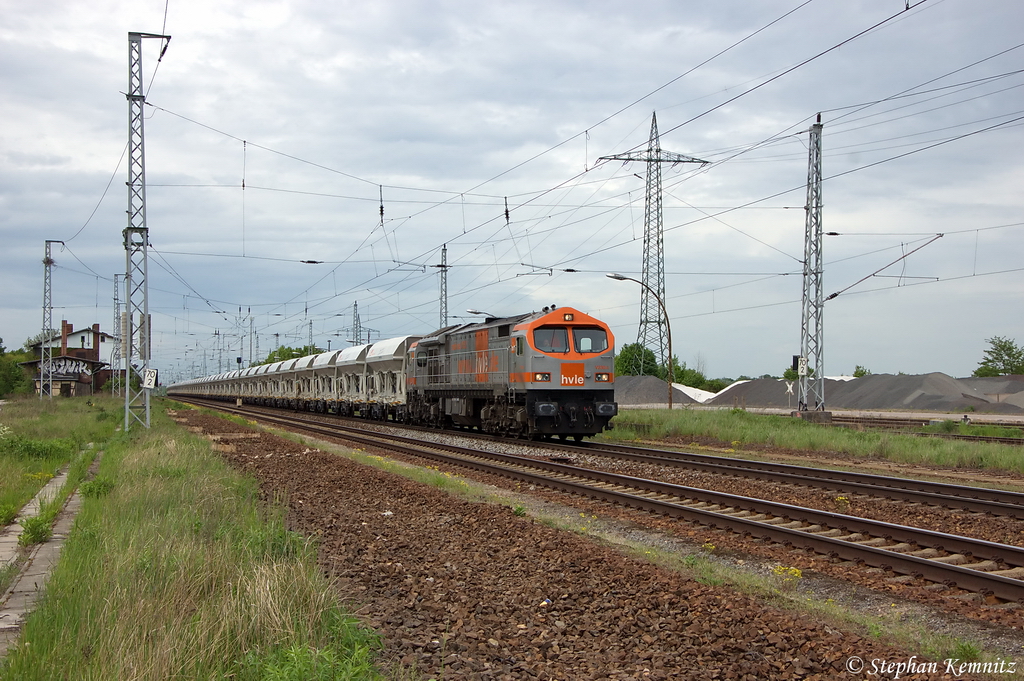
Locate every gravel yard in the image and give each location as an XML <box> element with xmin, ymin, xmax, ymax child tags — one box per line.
<box><xmin>172</xmin><ymin>408</ymin><xmax>1021</xmax><ymax>679</ymax></box>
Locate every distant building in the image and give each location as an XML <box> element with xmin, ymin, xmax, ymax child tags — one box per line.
<box><xmin>20</xmin><ymin>321</ymin><xmax>116</xmax><ymax>397</ymax></box>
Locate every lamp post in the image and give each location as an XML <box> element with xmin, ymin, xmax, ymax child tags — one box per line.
<box><xmin>607</xmin><ymin>273</ymin><xmax>674</xmax><ymax>410</ymax></box>
<box><xmin>466</xmin><ymin>308</ymin><xmax>498</xmax><ymax>318</ymax></box>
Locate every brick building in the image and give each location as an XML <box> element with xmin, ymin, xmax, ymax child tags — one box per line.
<box><xmin>21</xmin><ymin>321</ymin><xmax>116</xmax><ymax>396</ymax></box>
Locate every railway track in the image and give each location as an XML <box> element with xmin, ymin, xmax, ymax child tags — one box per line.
<box><xmin>829</xmin><ymin>414</ymin><xmax>1024</xmax><ymax>446</ymax></box>
<box><xmin>178</xmin><ymin>397</ymin><xmax>1024</xmax><ymax>602</ymax></box>
<box><xmin>184</xmin><ymin>398</ymin><xmax>1024</xmax><ymax>518</ymax></box>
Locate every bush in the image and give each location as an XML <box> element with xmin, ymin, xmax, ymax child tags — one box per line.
<box><xmin>0</xmin><ymin>503</ymin><xmax>17</xmax><ymax>526</ymax></box>
<box><xmin>18</xmin><ymin>514</ymin><xmax>53</xmax><ymax>546</ymax></box>
<box><xmin>80</xmin><ymin>477</ymin><xmax>115</xmax><ymax>498</ymax></box>
<box><xmin>0</xmin><ymin>434</ymin><xmax>76</xmax><ymax>459</ymax></box>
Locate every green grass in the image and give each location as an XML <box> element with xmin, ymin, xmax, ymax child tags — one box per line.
<box><xmin>0</xmin><ymin>395</ymin><xmax>121</xmax><ymax>523</ymax></box>
<box><xmin>920</xmin><ymin>420</ymin><xmax>1023</xmax><ymax>439</ymax></box>
<box><xmin>604</xmin><ymin>408</ymin><xmax>1024</xmax><ymax>474</ymax></box>
<box><xmin>0</xmin><ymin>404</ymin><xmax>383</xmax><ymax>680</ymax></box>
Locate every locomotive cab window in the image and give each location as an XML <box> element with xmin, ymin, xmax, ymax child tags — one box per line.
<box><xmin>573</xmin><ymin>327</ymin><xmax>609</xmax><ymax>354</ymax></box>
<box><xmin>533</xmin><ymin>326</ymin><xmax>569</xmax><ymax>353</ymax></box>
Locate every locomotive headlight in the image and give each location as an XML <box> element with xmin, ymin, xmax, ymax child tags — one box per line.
<box><xmin>595</xmin><ymin>402</ymin><xmax>618</xmax><ymax>416</ymax></box>
<box><xmin>533</xmin><ymin>372</ymin><xmax>551</xmax><ymax>382</ymax></box>
<box><xmin>595</xmin><ymin>373</ymin><xmax>610</xmax><ymax>382</ymax></box>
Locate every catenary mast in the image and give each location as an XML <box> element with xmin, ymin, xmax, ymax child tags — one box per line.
<box><xmin>123</xmin><ymin>32</ymin><xmax>169</xmax><ymax>429</ymax></box>
<box><xmin>798</xmin><ymin>114</ymin><xmax>825</xmax><ymax>411</ymax></box>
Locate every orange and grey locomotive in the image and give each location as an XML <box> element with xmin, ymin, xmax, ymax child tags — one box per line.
<box><xmin>166</xmin><ymin>305</ymin><xmax>617</xmax><ymax>440</ymax></box>
<box><xmin>407</xmin><ymin>306</ymin><xmax>617</xmax><ymax>440</ymax></box>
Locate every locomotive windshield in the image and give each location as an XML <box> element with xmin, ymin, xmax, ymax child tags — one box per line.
<box><xmin>573</xmin><ymin>327</ymin><xmax>609</xmax><ymax>354</ymax></box>
<box><xmin>533</xmin><ymin>326</ymin><xmax>608</xmax><ymax>354</ymax></box>
<box><xmin>533</xmin><ymin>326</ymin><xmax>570</xmax><ymax>353</ymax></box>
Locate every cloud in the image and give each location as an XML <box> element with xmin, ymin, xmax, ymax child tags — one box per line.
<box><xmin>2</xmin><ymin>0</ymin><xmax>1023</xmax><ymax>382</ymax></box>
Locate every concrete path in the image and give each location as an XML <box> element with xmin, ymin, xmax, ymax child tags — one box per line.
<box><xmin>0</xmin><ymin>464</ymin><xmax>80</xmax><ymax>659</ymax></box>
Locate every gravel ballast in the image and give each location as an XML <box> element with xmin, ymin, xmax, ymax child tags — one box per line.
<box><xmin>172</xmin><ymin>409</ymin><xmax>990</xmax><ymax>680</ymax></box>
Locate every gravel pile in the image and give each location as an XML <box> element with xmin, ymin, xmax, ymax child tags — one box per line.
<box><xmin>176</xmin><ymin>410</ymin><xmax>933</xmax><ymax>680</ymax></box>
<box><xmin>615</xmin><ymin>375</ymin><xmax>696</xmax><ymax>407</ymax></box>
<box><xmin>709</xmin><ymin>373</ymin><xmax>1024</xmax><ymax>413</ymax></box>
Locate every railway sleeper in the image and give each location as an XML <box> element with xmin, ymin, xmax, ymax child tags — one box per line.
<box><xmin>852</xmin><ymin>537</ymin><xmax>890</xmax><ymax>547</ymax></box>
<box><xmin>775</xmin><ymin>520</ymin><xmax>807</xmax><ymax>530</ymax></box>
<box><xmin>810</xmin><ymin>528</ymin><xmax>845</xmax><ymax>538</ymax></box>
<box><xmin>961</xmin><ymin>559</ymin><xmax>1001</xmax><ymax>571</ymax></box>
<box><xmin>883</xmin><ymin>542</ymin><xmax>917</xmax><ymax>553</ymax></box>
<box><xmin>991</xmin><ymin>567</ymin><xmax>1024</xmax><ymax>579</ymax></box>
<box><xmin>908</xmin><ymin>548</ymin><xmax>941</xmax><ymax>559</ymax></box>
<box><xmin>931</xmin><ymin>554</ymin><xmax>968</xmax><ymax>565</ymax></box>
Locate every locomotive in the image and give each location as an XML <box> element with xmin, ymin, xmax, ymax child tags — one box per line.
<box><xmin>167</xmin><ymin>305</ymin><xmax>618</xmax><ymax>440</ymax></box>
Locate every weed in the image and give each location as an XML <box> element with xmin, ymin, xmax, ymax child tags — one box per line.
<box><xmin>771</xmin><ymin>565</ymin><xmax>803</xmax><ymax>591</ymax></box>
<box><xmin>512</xmin><ymin>505</ymin><xmax>527</xmax><ymax>517</ymax></box>
<box><xmin>834</xmin><ymin>495</ymin><xmax>850</xmax><ymax>513</ymax></box>
<box><xmin>0</xmin><ymin>502</ymin><xmax>17</xmax><ymax>526</ymax></box>
<box><xmin>80</xmin><ymin>477</ymin><xmax>115</xmax><ymax>498</ymax></box>
<box><xmin>18</xmin><ymin>514</ymin><xmax>53</xmax><ymax>546</ymax></box>
<box><xmin>700</xmin><ymin>540</ymin><xmax>717</xmax><ymax>554</ymax></box>
<box><xmin>950</xmin><ymin>639</ymin><xmax>982</xmax><ymax>663</ymax></box>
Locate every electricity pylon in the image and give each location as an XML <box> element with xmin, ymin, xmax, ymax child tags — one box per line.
<box><xmin>600</xmin><ymin>112</ymin><xmax>708</xmax><ymax>375</ymax></box>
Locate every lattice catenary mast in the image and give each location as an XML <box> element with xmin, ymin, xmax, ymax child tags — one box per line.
<box><xmin>111</xmin><ymin>274</ymin><xmax>122</xmax><ymax>397</ymax></box>
<box><xmin>798</xmin><ymin>114</ymin><xmax>825</xmax><ymax>411</ymax></box>
<box><xmin>599</xmin><ymin>113</ymin><xmax>708</xmax><ymax>374</ymax></box>
<box><xmin>433</xmin><ymin>244</ymin><xmax>450</xmax><ymax>328</ymax></box>
<box><xmin>124</xmin><ymin>31</ymin><xmax>170</xmax><ymax>429</ymax></box>
<box><xmin>41</xmin><ymin>240</ymin><xmax>63</xmax><ymax>399</ymax></box>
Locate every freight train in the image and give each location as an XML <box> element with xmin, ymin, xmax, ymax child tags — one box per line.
<box><xmin>167</xmin><ymin>305</ymin><xmax>618</xmax><ymax>440</ymax></box>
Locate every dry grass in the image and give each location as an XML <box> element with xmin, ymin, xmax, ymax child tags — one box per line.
<box><xmin>0</xmin><ymin>408</ymin><xmax>382</xmax><ymax>680</ymax></box>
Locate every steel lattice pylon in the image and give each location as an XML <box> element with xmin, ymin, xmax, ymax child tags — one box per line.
<box><xmin>351</xmin><ymin>301</ymin><xmax>362</xmax><ymax>346</ymax></box>
<box><xmin>40</xmin><ymin>240</ymin><xmax>62</xmax><ymax>399</ymax></box>
<box><xmin>600</xmin><ymin>113</ymin><xmax>708</xmax><ymax>374</ymax></box>
<box><xmin>799</xmin><ymin>115</ymin><xmax>825</xmax><ymax>411</ymax></box>
<box><xmin>124</xmin><ymin>32</ymin><xmax>169</xmax><ymax>430</ymax></box>
<box><xmin>436</xmin><ymin>244</ymin><xmax>449</xmax><ymax>328</ymax></box>
<box><xmin>111</xmin><ymin>274</ymin><xmax>122</xmax><ymax>397</ymax></box>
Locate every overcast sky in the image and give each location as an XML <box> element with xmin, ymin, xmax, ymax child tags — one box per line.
<box><xmin>2</xmin><ymin>0</ymin><xmax>1022</xmax><ymax>383</ymax></box>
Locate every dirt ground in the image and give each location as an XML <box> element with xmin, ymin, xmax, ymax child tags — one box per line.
<box><xmin>169</xmin><ymin>408</ymin><xmax>1020</xmax><ymax>679</ymax></box>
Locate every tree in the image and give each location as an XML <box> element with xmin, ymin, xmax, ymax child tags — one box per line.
<box><xmin>255</xmin><ymin>345</ymin><xmax>323</xmax><ymax>365</ymax></box>
<box><xmin>0</xmin><ymin>337</ymin><xmax>32</xmax><ymax>397</ymax></box>
<box><xmin>614</xmin><ymin>343</ymin><xmax>660</xmax><ymax>377</ymax></box>
<box><xmin>783</xmin><ymin>366</ymin><xmax>813</xmax><ymax>381</ymax></box>
<box><xmin>22</xmin><ymin>330</ymin><xmax>52</xmax><ymax>351</ymax></box>
<box><xmin>853</xmin><ymin>365</ymin><xmax>872</xmax><ymax>378</ymax></box>
<box><xmin>973</xmin><ymin>336</ymin><xmax>1024</xmax><ymax>377</ymax></box>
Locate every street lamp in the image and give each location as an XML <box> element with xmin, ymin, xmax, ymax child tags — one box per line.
<box><xmin>607</xmin><ymin>273</ymin><xmax>674</xmax><ymax>409</ymax></box>
<box><xmin>466</xmin><ymin>308</ymin><xmax>498</xmax><ymax>318</ymax></box>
